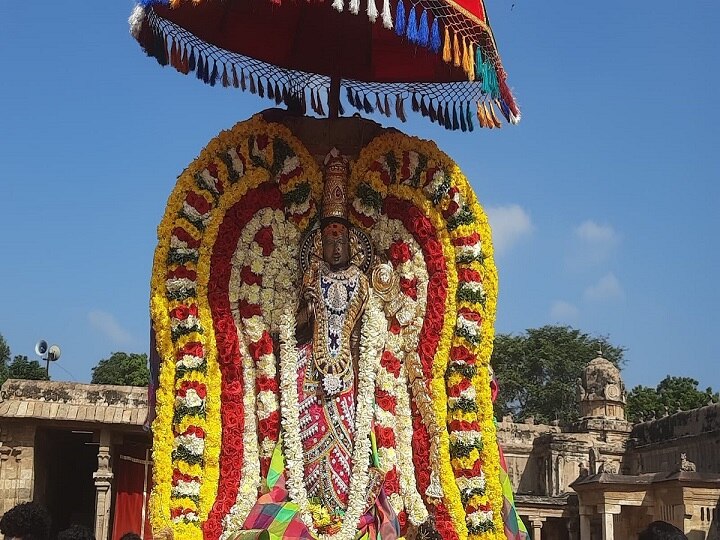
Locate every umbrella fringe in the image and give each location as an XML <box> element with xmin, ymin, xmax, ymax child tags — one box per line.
<box><xmin>203</xmin><ymin>57</ymin><xmax>210</xmax><ymax>84</ymax></box>
<box><xmin>411</xmin><ymin>93</ymin><xmax>419</xmax><ymax>113</ymax></box>
<box><xmin>444</xmin><ymin>102</ymin><xmax>451</xmax><ymax>129</ymax></box>
<box><xmin>420</xmin><ymin>96</ymin><xmax>428</xmax><ymax>117</ymax></box>
<box><xmin>428</xmin><ymin>100</ymin><xmax>437</xmax><ymax>123</ymax></box>
<box><xmin>406</xmin><ymin>7</ymin><xmax>418</xmax><ymax>44</ymax></box>
<box><xmin>381</xmin><ymin>0</ymin><xmax>393</xmax><ymax>29</ymax></box>
<box><xmin>395</xmin><ymin>95</ymin><xmax>407</xmax><ymax>122</ymax></box>
<box><xmin>466</xmin><ymin>102</ymin><xmax>474</xmax><ymax>132</ymax></box>
<box><xmin>354</xmin><ymin>90</ymin><xmax>362</xmax><ymax>111</ymax></box>
<box><xmin>437</xmin><ymin>101</ymin><xmax>444</xmax><ymax>126</ymax></box>
<box><xmin>362</xmin><ymin>94</ymin><xmax>373</xmax><ymax>113</ymax></box>
<box><xmin>317</xmin><ymin>89</ymin><xmax>326</xmax><ymax>116</ymax></box>
<box><xmin>375</xmin><ymin>94</ymin><xmax>384</xmax><ymax>116</ymax></box>
<box><xmin>384</xmin><ymin>94</ymin><xmax>391</xmax><ymax>117</ymax></box>
<box><xmin>221</xmin><ymin>64</ymin><xmax>229</xmax><ymax>87</ymax></box>
<box><xmin>395</xmin><ymin>0</ymin><xmax>406</xmax><ymax>36</ymax></box>
<box><xmin>442</xmin><ymin>26</ymin><xmax>451</xmax><ymax>63</ymax></box>
<box><xmin>258</xmin><ymin>77</ymin><xmax>265</xmax><ymax>98</ymax></box>
<box><xmin>452</xmin><ymin>104</ymin><xmax>459</xmax><ymax>130</ymax></box>
<box><xmin>459</xmin><ymin>103</ymin><xmax>467</xmax><ymax>132</ymax></box>
<box><xmin>418</xmin><ymin>10</ymin><xmax>430</xmax><ymax>48</ymax></box>
<box><xmin>310</xmin><ymin>88</ymin><xmax>317</xmax><ymax>113</ymax></box>
<box><xmin>196</xmin><ymin>55</ymin><xmax>204</xmax><ymax>81</ymax></box>
<box><xmin>350</xmin><ymin>0</ymin><xmax>360</xmax><ymax>15</ymax></box>
<box><xmin>367</xmin><ymin>0</ymin><xmax>378</xmax><ymax>22</ymax></box>
<box><xmin>267</xmin><ymin>80</ymin><xmax>274</xmax><ymax>100</ymax></box>
<box><xmin>275</xmin><ymin>82</ymin><xmax>283</xmax><ymax>105</ymax></box>
<box><xmin>210</xmin><ymin>61</ymin><xmax>219</xmax><ymax>86</ymax></box>
<box><xmin>430</xmin><ymin>17</ymin><xmax>441</xmax><ymax>53</ymax></box>
<box><xmin>249</xmin><ymin>73</ymin><xmax>256</xmax><ymax>94</ymax></box>
<box><xmin>188</xmin><ymin>47</ymin><xmax>196</xmax><ymax>72</ymax></box>
<box><xmin>232</xmin><ymin>65</ymin><xmax>239</xmax><ymax>89</ymax></box>
<box><xmin>346</xmin><ymin>87</ymin><xmax>355</xmax><ymax>109</ymax></box>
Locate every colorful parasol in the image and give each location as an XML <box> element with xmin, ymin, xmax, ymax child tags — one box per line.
<box><xmin>130</xmin><ymin>0</ymin><xmax>520</xmax><ymax>130</ymax></box>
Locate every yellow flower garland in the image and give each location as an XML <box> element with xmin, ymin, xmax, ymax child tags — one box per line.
<box><xmin>149</xmin><ymin>115</ymin><xmax>322</xmax><ymax>539</ymax></box>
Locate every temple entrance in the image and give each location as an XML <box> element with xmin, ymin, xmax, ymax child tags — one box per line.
<box><xmin>34</xmin><ymin>428</ymin><xmax>97</xmax><ymax>537</ymax></box>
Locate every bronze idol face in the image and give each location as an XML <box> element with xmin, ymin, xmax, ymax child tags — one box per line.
<box><xmin>322</xmin><ymin>226</ymin><xmax>350</xmax><ymax>270</ymax></box>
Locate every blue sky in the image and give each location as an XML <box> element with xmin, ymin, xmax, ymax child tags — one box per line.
<box><xmin>1</xmin><ymin>1</ymin><xmax>718</xmax><ymax>391</ymax></box>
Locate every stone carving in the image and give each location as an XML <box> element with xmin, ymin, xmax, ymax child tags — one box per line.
<box><xmin>680</xmin><ymin>453</ymin><xmax>696</xmax><ymax>472</ymax></box>
<box><xmin>599</xmin><ymin>461</ymin><xmax>618</xmax><ymax>474</ymax></box>
<box><xmin>578</xmin><ymin>462</ymin><xmax>589</xmax><ymax>477</ymax></box>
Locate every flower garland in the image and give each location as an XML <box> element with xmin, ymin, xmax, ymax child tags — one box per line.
<box><xmin>348</xmin><ymin>133</ymin><xmax>505</xmax><ymax>540</ymax></box>
<box><xmin>278</xmin><ymin>291</ymin><xmax>387</xmax><ymax>540</ymax></box>
<box><xmin>149</xmin><ymin>115</ymin><xmax>322</xmax><ymax>540</ymax></box>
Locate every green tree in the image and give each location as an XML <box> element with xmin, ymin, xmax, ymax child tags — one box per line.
<box><xmin>491</xmin><ymin>325</ymin><xmax>625</xmax><ymax>424</ymax></box>
<box><xmin>91</xmin><ymin>352</ymin><xmax>150</xmax><ymax>386</ymax></box>
<box><xmin>627</xmin><ymin>376</ymin><xmax>719</xmax><ymax>423</ymax></box>
<box><xmin>0</xmin><ymin>333</ymin><xmax>10</xmax><ymax>385</ymax></box>
<box><xmin>6</xmin><ymin>355</ymin><xmax>50</xmax><ymax>381</ymax></box>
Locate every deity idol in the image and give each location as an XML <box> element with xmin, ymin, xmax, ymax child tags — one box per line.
<box><xmin>148</xmin><ymin>117</ymin><xmax>528</xmax><ymax>540</ymax></box>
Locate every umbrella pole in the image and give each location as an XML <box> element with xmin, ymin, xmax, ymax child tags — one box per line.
<box><xmin>328</xmin><ymin>75</ymin><xmax>341</xmax><ymax>118</ymax></box>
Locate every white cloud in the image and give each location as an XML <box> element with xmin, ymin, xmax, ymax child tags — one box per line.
<box><xmin>584</xmin><ymin>273</ymin><xmax>625</xmax><ymax>302</ymax></box>
<box><xmin>550</xmin><ymin>300</ymin><xmax>580</xmax><ymax>323</ymax></box>
<box><xmin>569</xmin><ymin>220</ymin><xmax>620</xmax><ymax>267</ymax></box>
<box><xmin>486</xmin><ymin>204</ymin><xmax>533</xmax><ymax>255</ymax></box>
<box><xmin>549</xmin><ymin>300</ymin><xmax>580</xmax><ymax>322</ymax></box>
<box><xmin>88</xmin><ymin>310</ymin><xmax>134</xmax><ymax>345</ymax></box>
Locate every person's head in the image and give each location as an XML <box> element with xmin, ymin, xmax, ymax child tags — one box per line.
<box><xmin>119</xmin><ymin>533</ymin><xmax>142</xmax><ymax>540</ymax></box>
<box><xmin>56</xmin><ymin>525</ymin><xmax>95</xmax><ymax>540</ymax></box>
<box><xmin>321</xmin><ymin>221</ymin><xmax>350</xmax><ymax>270</ymax></box>
<box><xmin>0</xmin><ymin>502</ymin><xmax>51</xmax><ymax>540</ymax></box>
<box><xmin>638</xmin><ymin>521</ymin><xmax>687</xmax><ymax>540</ymax></box>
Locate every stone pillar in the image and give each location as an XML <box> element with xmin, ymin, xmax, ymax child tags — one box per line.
<box><xmin>599</xmin><ymin>504</ymin><xmax>621</xmax><ymax>540</ymax></box>
<box><xmin>567</xmin><ymin>517</ymin><xmax>580</xmax><ymax>540</ymax></box>
<box><xmin>94</xmin><ymin>430</ymin><xmax>113</xmax><ymax>540</ymax></box>
<box><xmin>580</xmin><ymin>506</ymin><xmax>593</xmax><ymax>540</ymax></box>
<box><xmin>530</xmin><ymin>517</ymin><xmax>545</xmax><ymax>540</ymax></box>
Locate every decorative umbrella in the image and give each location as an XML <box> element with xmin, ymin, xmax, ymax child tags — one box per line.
<box><xmin>130</xmin><ymin>0</ymin><xmax>519</xmax><ymax>129</ymax></box>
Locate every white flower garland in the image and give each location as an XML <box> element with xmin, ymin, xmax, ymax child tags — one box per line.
<box><xmin>279</xmin><ymin>290</ymin><xmax>386</xmax><ymax>540</ymax></box>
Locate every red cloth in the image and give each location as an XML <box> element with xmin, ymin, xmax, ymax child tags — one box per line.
<box><xmin>112</xmin><ymin>445</ymin><xmax>153</xmax><ymax>540</ymax></box>
<box><xmin>154</xmin><ymin>0</ymin><xmax>470</xmax><ymax>83</ymax></box>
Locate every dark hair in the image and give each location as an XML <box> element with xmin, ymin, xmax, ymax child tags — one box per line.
<box><xmin>0</xmin><ymin>502</ymin><xmax>51</xmax><ymax>540</ymax></box>
<box><xmin>119</xmin><ymin>534</ymin><xmax>142</xmax><ymax>540</ymax></box>
<box><xmin>638</xmin><ymin>521</ymin><xmax>688</xmax><ymax>540</ymax></box>
<box><xmin>57</xmin><ymin>524</ymin><xmax>95</xmax><ymax>540</ymax></box>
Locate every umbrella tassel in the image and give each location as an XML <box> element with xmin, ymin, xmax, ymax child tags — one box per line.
<box><xmin>428</xmin><ymin>100</ymin><xmax>437</xmax><ymax>123</ymax></box>
<box><xmin>267</xmin><ymin>80</ymin><xmax>274</xmax><ymax>100</ymax></box>
<box><xmin>240</xmin><ymin>69</ymin><xmax>246</xmax><ymax>91</ymax></box>
<box><xmin>188</xmin><ymin>47</ymin><xmax>196</xmax><ymax>72</ymax></box>
<box><xmin>154</xmin><ymin>30</ymin><xmax>168</xmax><ymax>66</ymax></box>
<box><xmin>170</xmin><ymin>39</ymin><xmax>178</xmax><ymax>69</ymax></box>
<box><xmin>367</xmin><ymin>0</ymin><xmax>378</xmax><ymax>23</ymax></box>
<box><xmin>453</xmin><ymin>32</ymin><xmax>461</xmax><ymax>67</ymax></box>
<box><xmin>275</xmin><ymin>82</ymin><xmax>283</xmax><ymax>104</ymax></box>
<box><xmin>430</xmin><ymin>17</ymin><xmax>441</xmax><ymax>53</ymax></box>
<box><xmin>221</xmin><ymin>64</ymin><xmax>229</xmax><ymax>87</ymax></box>
<box><xmin>317</xmin><ymin>90</ymin><xmax>326</xmax><ymax>116</ymax></box>
<box><xmin>346</xmin><ymin>87</ymin><xmax>355</xmax><ymax>109</ymax></box>
<box><xmin>488</xmin><ymin>101</ymin><xmax>502</xmax><ymax>128</ymax></box>
<box><xmin>300</xmin><ymin>90</ymin><xmax>307</xmax><ymax>115</ymax></box>
<box><xmin>350</xmin><ymin>0</ymin><xmax>360</xmax><ymax>15</ymax></box>
<box><xmin>375</xmin><ymin>94</ymin><xmax>384</xmax><ymax>115</ymax></box>
<box><xmin>258</xmin><ymin>77</ymin><xmax>265</xmax><ymax>98</ymax></box>
<box><xmin>210</xmin><ymin>61</ymin><xmax>219</xmax><ymax>86</ymax></box>
<box><xmin>442</xmin><ymin>26</ymin><xmax>451</xmax><ymax>63</ymax></box>
<box><xmin>196</xmin><ymin>55</ymin><xmax>204</xmax><ymax>81</ymax></box>
<box><xmin>418</xmin><ymin>10</ymin><xmax>430</xmax><ymax>48</ymax></box>
<box><xmin>381</xmin><ymin>0</ymin><xmax>393</xmax><ymax>29</ymax></box>
<box><xmin>333</xmin><ymin>0</ymin><xmax>344</xmax><ymax>13</ymax></box>
<box><xmin>339</xmin><ymin>99</ymin><xmax>345</xmax><ymax>116</ymax></box>
<box><xmin>420</xmin><ymin>96</ymin><xmax>428</xmax><ymax>117</ymax></box>
<box><xmin>249</xmin><ymin>74</ymin><xmax>256</xmax><ymax>94</ymax></box>
<box><xmin>406</xmin><ymin>7</ymin><xmax>418</xmax><ymax>43</ymax></box>
<box><xmin>310</xmin><ymin>88</ymin><xmax>318</xmax><ymax>113</ymax></box>
<box><xmin>362</xmin><ymin>94</ymin><xmax>373</xmax><ymax>113</ymax></box>
<box><xmin>396</xmin><ymin>95</ymin><xmax>407</xmax><ymax>123</ymax></box>
<box><xmin>476</xmin><ymin>101</ymin><xmax>488</xmax><ymax>128</ymax></box>
<box><xmin>444</xmin><ymin>103</ymin><xmax>451</xmax><ymax>129</ymax></box>
<box><xmin>411</xmin><ymin>93</ymin><xmax>419</xmax><ymax>113</ymax></box>
<box><xmin>180</xmin><ymin>45</ymin><xmax>189</xmax><ymax>74</ymax></box>
<box><xmin>460</xmin><ymin>103</ymin><xmax>467</xmax><ymax>132</ymax></box>
<box><xmin>466</xmin><ymin>102</ymin><xmax>474</xmax><ymax>132</ymax></box>
<box><xmin>384</xmin><ymin>94</ymin><xmax>391</xmax><ymax>117</ymax></box>
<box><xmin>395</xmin><ymin>0</ymin><xmax>406</xmax><ymax>36</ymax></box>
<box><xmin>354</xmin><ymin>90</ymin><xmax>362</xmax><ymax>110</ymax></box>
<box><xmin>452</xmin><ymin>104</ymin><xmax>459</xmax><ymax>130</ymax></box>
<box><xmin>232</xmin><ymin>65</ymin><xmax>239</xmax><ymax>88</ymax></box>
<box><xmin>437</xmin><ymin>101</ymin><xmax>444</xmax><ymax>125</ymax></box>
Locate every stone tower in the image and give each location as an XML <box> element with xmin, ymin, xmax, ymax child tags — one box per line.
<box><xmin>577</xmin><ymin>354</ymin><xmax>626</xmax><ymax>421</ymax></box>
